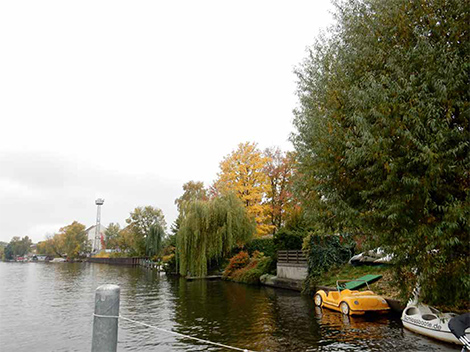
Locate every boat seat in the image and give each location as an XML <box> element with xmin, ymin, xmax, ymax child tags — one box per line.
<box><xmin>405</xmin><ymin>307</ymin><xmax>419</xmax><ymax>315</ymax></box>
<box><xmin>422</xmin><ymin>314</ymin><xmax>438</xmax><ymax>321</ymax></box>
<box><xmin>353</xmin><ymin>290</ymin><xmax>374</xmax><ymax>296</ymax></box>
<box><xmin>329</xmin><ymin>292</ymin><xmax>340</xmax><ymax>300</ymax></box>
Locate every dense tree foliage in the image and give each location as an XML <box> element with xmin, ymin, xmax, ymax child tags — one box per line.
<box><xmin>126</xmin><ymin>206</ymin><xmax>167</xmax><ymax>255</ymax></box>
<box><xmin>114</xmin><ymin>227</ymin><xmax>137</xmax><ymax>255</ymax></box>
<box><xmin>61</xmin><ymin>222</ymin><xmax>89</xmax><ymax>258</ymax></box>
<box><xmin>3</xmin><ymin>236</ymin><xmax>32</xmax><ymax>260</ymax></box>
<box><xmin>212</xmin><ymin>142</ymin><xmax>272</xmax><ymax>236</ymax></box>
<box><xmin>4</xmin><ymin>236</ymin><xmax>32</xmax><ymax>259</ymax></box>
<box><xmin>37</xmin><ymin>235</ymin><xmax>64</xmax><ymax>257</ymax></box>
<box><xmin>175</xmin><ymin>181</ymin><xmax>208</xmax><ymax>213</ymax></box>
<box><xmin>303</xmin><ymin>234</ymin><xmax>354</xmax><ymax>294</ymax></box>
<box><xmin>172</xmin><ymin>181</ymin><xmax>208</xmax><ymax>243</ymax></box>
<box><xmin>37</xmin><ymin>222</ymin><xmax>88</xmax><ymax>259</ymax></box>
<box><xmin>4</xmin><ymin>244</ymin><xmax>14</xmax><ymax>260</ymax></box>
<box><xmin>292</xmin><ymin>0</ymin><xmax>469</xmax><ymax>305</ymax></box>
<box><xmin>245</xmin><ymin>237</ymin><xmax>276</xmax><ymax>257</ymax></box>
<box><xmin>146</xmin><ymin>224</ymin><xmax>165</xmax><ymax>259</ymax></box>
<box><xmin>273</xmin><ymin>229</ymin><xmax>305</xmax><ymax>251</ymax></box>
<box><xmin>177</xmin><ymin>192</ymin><xmax>255</xmax><ymax>277</ymax></box>
<box><xmin>263</xmin><ymin>148</ymin><xmax>296</xmax><ymax>233</ymax></box>
<box><xmin>104</xmin><ymin>223</ymin><xmax>120</xmax><ymax>249</ymax></box>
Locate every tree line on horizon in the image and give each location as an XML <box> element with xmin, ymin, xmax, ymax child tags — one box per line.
<box><xmin>1</xmin><ymin>142</ymin><xmax>299</xmax><ymax>263</ymax></box>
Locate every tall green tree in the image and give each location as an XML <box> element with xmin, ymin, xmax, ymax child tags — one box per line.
<box><xmin>6</xmin><ymin>236</ymin><xmax>32</xmax><ymax>257</ymax></box>
<box><xmin>0</xmin><ymin>241</ymin><xmax>7</xmax><ymax>260</ymax></box>
<box><xmin>175</xmin><ymin>181</ymin><xmax>208</xmax><ymax>214</ymax></box>
<box><xmin>263</xmin><ymin>148</ymin><xmax>297</xmax><ymax>233</ymax></box>
<box><xmin>37</xmin><ymin>234</ymin><xmax>65</xmax><ymax>257</ymax></box>
<box><xmin>292</xmin><ymin>0</ymin><xmax>469</xmax><ymax>306</ymax></box>
<box><xmin>126</xmin><ymin>206</ymin><xmax>167</xmax><ymax>255</ymax></box>
<box><xmin>177</xmin><ymin>192</ymin><xmax>255</xmax><ymax>277</ymax></box>
<box><xmin>172</xmin><ymin>181</ymin><xmax>209</xmax><ymax>245</ymax></box>
<box><xmin>4</xmin><ymin>243</ymin><xmax>14</xmax><ymax>260</ymax></box>
<box><xmin>36</xmin><ymin>222</ymin><xmax>88</xmax><ymax>258</ymax></box>
<box><xmin>60</xmin><ymin>221</ymin><xmax>88</xmax><ymax>259</ymax></box>
<box><xmin>104</xmin><ymin>223</ymin><xmax>121</xmax><ymax>250</ymax></box>
<box><xmin>115</xmin><ymin>227</ymin><xmax>137</xmax><ymax>255</ymax></box>
<box><xmin>146</xmin><ymin>224</ymin><xmax>165</xmax><ymax>259</ymax></box>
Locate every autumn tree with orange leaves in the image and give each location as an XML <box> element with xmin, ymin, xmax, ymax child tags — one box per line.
<box><xmin>263</xmin><ymin>148</ymin><xmax>297</xmax><ymax>233</ymax></box>
<box><xmin>212</xmin><ymin>142</ymin><xmax>273</xmax><ymax>236</ymax></box>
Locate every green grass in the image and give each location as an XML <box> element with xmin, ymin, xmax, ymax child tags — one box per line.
<box><xmin>317</xmin><ymin>264</ymin><xmax>401</xmax><ymax>299</ymax></box>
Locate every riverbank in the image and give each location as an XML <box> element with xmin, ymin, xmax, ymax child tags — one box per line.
<box><xmin>225</xmin><ymin>262</ymin><xmax>405</xmax><ymax>312</ymax></box>
<box><xmin>87</xmin><ymin>256</ymin><xmax>144</xmax><ymax>266</ymax></box>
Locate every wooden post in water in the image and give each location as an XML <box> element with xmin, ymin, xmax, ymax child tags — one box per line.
<box><xmin>92</xmin><ymin>284</ymin><xmax>120</xmax><ymax>352</ymax></box>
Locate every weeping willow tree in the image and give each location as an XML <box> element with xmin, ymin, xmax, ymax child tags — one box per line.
<box><xmin>146</xmin><ymin>223</ymin><xmax>165</xmax><ymax>259</ymax></box>
<box><xmin>177</xmin><ymin>192</ymin><xmax>255</xmax><ymax>277</ymax></box>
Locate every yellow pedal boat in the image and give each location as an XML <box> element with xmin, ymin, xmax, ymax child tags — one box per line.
<box><xmin>314</xmin><ymin>280</ymin><xmax>390</xmax><ymax>315</ymax></box>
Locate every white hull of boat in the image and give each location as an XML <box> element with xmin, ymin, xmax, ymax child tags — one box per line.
<box><xmin>402</xmin><ymin>303</ymin><xmax>469</xmax><ymax>345</ymax></box>
<box><xmin>402</xmin><ymin>319</ymin><xmax>465</xmax><ymax>345</ymax></box>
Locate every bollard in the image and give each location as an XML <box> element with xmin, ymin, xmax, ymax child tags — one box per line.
<box><xmin>92</xmin><ymin>284</ymin><xmax>120</xmax><ymax>352</ymax></box>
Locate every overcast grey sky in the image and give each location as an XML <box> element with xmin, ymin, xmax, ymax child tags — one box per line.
<box><xmin>0</xmin><ymin>0</ymin><xmax>335</xmax><ymax>243</ymax></box>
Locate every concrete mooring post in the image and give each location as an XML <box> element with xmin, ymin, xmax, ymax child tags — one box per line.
<box><xmin>92</xmin><ymin>284</ymin><xmax>120</xmax><ymax>352</ymax></box>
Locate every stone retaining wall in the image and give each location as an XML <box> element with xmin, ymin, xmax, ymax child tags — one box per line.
<box><xmin>277</xmin><ymin>263</ymin><xmax>308</xmax><ymax>281</ymax></box>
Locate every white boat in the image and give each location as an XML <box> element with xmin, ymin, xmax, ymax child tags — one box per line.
<box><xmin>349</xmin><ymin>247</ymin><xmax>394</xmax><ymax>265</ymax></box>
<box><xmin>49</xmin><ymin>257</ymin><xmax>66</xmax><ymax>263</ymax></box>
<box><xmin>401</xmin><ymin>303</ymin><xmax>469</xmax><ymax>345</ymax></box>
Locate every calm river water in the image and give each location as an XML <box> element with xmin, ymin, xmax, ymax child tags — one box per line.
<box><xmin>0</xmin><ymin>262</ymin><xmax>459</xmax><ymax>352</ymax></box>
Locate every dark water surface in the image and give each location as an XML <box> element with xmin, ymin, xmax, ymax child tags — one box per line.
<box><xmin>0</xmin><ymin>262</ymin><xmax>459</xmax><ymax>352</ymax></box>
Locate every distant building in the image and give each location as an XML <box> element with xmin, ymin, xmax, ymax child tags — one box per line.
<box><xmin>85</xmin><ymin>224</ymin><xmax>107</xmax><ymax>252</ymax></box>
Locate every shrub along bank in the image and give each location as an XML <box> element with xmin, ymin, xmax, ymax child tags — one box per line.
<box><xmin>223</xmin><ymin>229</ymin><xmax>307</xmax><ymax>285</ymax></box>
<box><xmin>223</xmin><ymin>251</ymin><xmax>275</xmax><ymax>285</ymax></box>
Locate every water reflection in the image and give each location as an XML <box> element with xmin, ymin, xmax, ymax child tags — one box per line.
<box><xmin>312</xmin><ymin>306</ymin><xmax>458</xmax><ymax>351</ymax></box>
<box><xmin>0</xmin><ymin>263</ymin><xmax>460</xmax><ymax>352</ymax></box>
<box><xmin>170</xmin><ymin>280</ymin><xmax>283</xmax><ymax>351</ymax></box>
<box><xmin>314</xmin><ymin>306</ymin><xmax>392</xmax><ymax>347</ymax></box>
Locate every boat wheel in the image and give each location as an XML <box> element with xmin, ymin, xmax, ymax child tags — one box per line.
<box><xmin>340</xmin><ymin>302</ymin><xmax>350</xmax><ymax>315</ymax></box>
<box><xmin>314</xmin><ymin>294</ymin><xmax>322</xmax><ymax>306</ymax></box>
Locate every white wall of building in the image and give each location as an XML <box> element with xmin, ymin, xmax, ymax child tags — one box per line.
<box><xmin>86</xmin><ymin>224</ymin><xmax>107</xmax><ymax>252</ymax></box>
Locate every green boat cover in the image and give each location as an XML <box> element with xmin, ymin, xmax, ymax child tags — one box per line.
<box><xmin>343</xmin><ymin>274</ymin><xmax>382</xmax><ymax>290</ymax></box>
